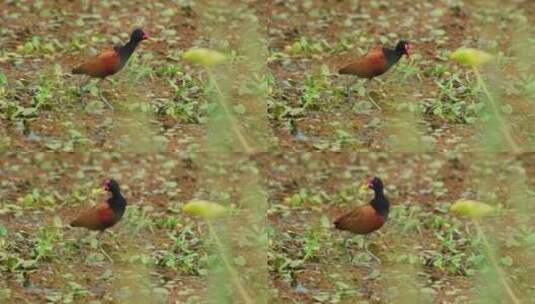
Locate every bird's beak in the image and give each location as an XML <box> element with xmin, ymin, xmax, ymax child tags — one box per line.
<box><xmin>358</xmin><ymin>176</ymin><xmax>374</xmax><ymax>194</ymax></box>
<box><xmin>92</xmin><ymin>188</ymin><xmax>105</xmax><ymax>196</ymax></box>
<box><xmin>142</xmin><ymin>32</ymin><xmax>150</xmax><ymax>40</ymax></box>
<box><xmin>366</xmin><ymin>176</ymin><xmax>374</xmax><ymax>189</ymax></box>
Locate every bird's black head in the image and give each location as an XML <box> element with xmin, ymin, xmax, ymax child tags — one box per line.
<box><xmin>396</xmin><ymin>40</ymin><xmax>411</xmax><ymax>57</ymax></box>
<box><xmin>104</xmin><ymin>179</ymin><xmax>121</xmax><ymax>194</ymax></box>
<box><xmin>130</xmin><ymin>28</ymin><xmax>149</xmax><ymax>42</ymax></box>
<box><xmin>366</xmin><ymin>176</ymin><xmax>384</xmax><ymax>192</ymax></box>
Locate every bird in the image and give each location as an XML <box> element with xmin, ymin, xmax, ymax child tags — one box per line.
<box><xmin>338</xmin><ymin>40</ymin><xmax>411</xmax><ymax>109</ymax></box>
<box><xmin>70</xmin><ymin>179</ymin><xmax>127</xmax><ymax>261</ymax></box>
<box><xmin>334</xmin><ymin>176</ymin><xmax>390</xmax><ymax>262</ymax></box>
<box><xmin>70</xmin><ymin>179</ymin><xmax>127</xmax><ymax>231</ymax></box>
<box><xmin>72</xmin><ymin>28</ymin><xmax>149</xmax><ymax>109</ymax></box>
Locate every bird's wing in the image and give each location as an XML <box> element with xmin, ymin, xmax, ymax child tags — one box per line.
<box><xmin>363</xmin><ymin>48</ymin><xmax>387</xmax><ymax>68</ymax></box>
<box><xmin>339</xmin><ymin>48</ymin><xmax>388</xmax><ymax>78</ymax></box>
<box><xmin>70</xmin><ymin>201</ymin><xmax>113</xmax><ymax>230</ymax></box>
<box><xmin>334</xmin><ymin>205</ymin><xmax>381</xmax><ymax>234</ymax></box>
<box><xmin>72</xmin><ymin>49</ymin><xmax>120</xmax><ymax>77</ymax></box>
<box><xmin>334</xmin><ymin>206</ymin><xmax>364</xmax><ymax>229</ymax></box>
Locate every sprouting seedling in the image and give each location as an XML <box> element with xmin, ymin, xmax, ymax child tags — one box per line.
<box><xmin>450</xmin><ymin>199</ymin><xmax>520</xmax><ymax>304</ymax></box>
<box><xmin>450</xmin><ymin>48</ymin><xmax>520</xmax><ymax>152</ymax></box>
<box><xmin>182</xmin><ymin>200</ymin><xmax>253</xmax><ymax>304</ymax></box>
<box><xmin>183</xmin><ymin>48</ymin><xmax>253</xmax><ymax>154</ymax></box>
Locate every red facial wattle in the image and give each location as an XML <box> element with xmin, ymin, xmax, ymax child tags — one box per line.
<box><xmin>366</xmin><ymin>176</ymin><xmax>375</xmax><ymax>189</ymax></box>
<box><xmin>405</xmin><ymin>44</ymin><xmax>412</xmax><ymax>57</ymax></box>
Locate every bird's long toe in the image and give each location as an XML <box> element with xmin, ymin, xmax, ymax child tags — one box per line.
<box><xmin>99</xmin><ymin>93</ymin><xmax>114</xmax><ymax>110</ymax></box>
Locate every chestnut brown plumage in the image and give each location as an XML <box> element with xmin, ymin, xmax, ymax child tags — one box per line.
<box><xmin>70</xmin><ymin>179</ymin><xmax>127</xmax><ymax>231</ymax></box>
<box><xmin>72</xmin><ymin>28</ymin><xmax>149</xmax><ymax>108</ymax></box>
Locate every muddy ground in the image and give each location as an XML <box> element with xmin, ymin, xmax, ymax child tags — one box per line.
<box><xmin>1</xmin><ymin>0</ymin><xmax>534</xmax><ymax>303</ymax></box>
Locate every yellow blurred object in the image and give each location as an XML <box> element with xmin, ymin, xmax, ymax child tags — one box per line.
<box><xmin>183</xmin><ymin>200</ymin><xmax>227</xmax><ymax>220</ymax></box>
<box><xmin>183</xmin><ymin>48</ymin><xmax>227</xmax><ymax>67</ymax></box>
<box><xmin>359</xmin><ymin>183</ymin><xmax>370</xmax><ymax>194</ymax></box>
<box><xmin>450</xmin><ymin>48</ymin><xmax>494</xmax><ymax>68</ymax></box>
<box><xmin>450</xmin><ymin>199</ymin><xmax>495</xmax><ymax>219</ymax></box>
<box><xmin>92</xmin><ymin>188</ymin><xmax>105</xmax><ymax>195</ymax></box>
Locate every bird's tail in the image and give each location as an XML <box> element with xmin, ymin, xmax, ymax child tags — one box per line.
<box><xmin>338</xmin><ymin>66</ymin><xmax>351</xmax><ymax>75</ymax></box>
<box><xmin>333</xmin><ymin>214</ymin><xmax>350</xmax><ymax>231</ymax></box>
<box><xmin>72</xmin><ymin>66</ymin><xmax>85</xmax><ymax>75</ymax></box>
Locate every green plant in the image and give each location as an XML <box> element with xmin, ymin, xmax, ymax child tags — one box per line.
<box><xmin>301</xmin><ymin>228</ymin><xmax>321</xmax><ymax>261</ymax></box>
<box><xmin>430</xmin><ymin>73</ymin><xmax>482</xmax><ymax>123</ymax></box>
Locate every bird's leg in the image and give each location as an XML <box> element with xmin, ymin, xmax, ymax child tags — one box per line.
<box><xmin>363</xmin><ymin>236</ymin><xmax>381</xmax><ymax>264</ymax></box>
<box><xmin>77</xmin><ymin>78</ymin><xmax>91</xmax><ymax>107</ymax></box>
<box><xmin>365</xmin><ymin>247</ymin><xmax>381</xmax><ymax>264</ymax></box>
<box><xmin>343</xmin><ymin>235</ymin><xmax>354</xmax><ymax>263</ymax></box>
<box><xmin>99</xmin><ymin>92</ymin><xmax>114</xmax><ymax>110</ymax></box>
<box><xmin>364</xmin><ymin>80</ymin><xmax>382</xmax><ymax>111</ymax></box>
<box><xmin>346</xmin><ymin>78</ymin><xmax>353</xmax><ymax>103</ymax></box>
<box><xmin>97</xmin><ymin>231</ymin><xmax>114</xmax><ymax>262</ymax></box>
<box><xmin>78</xmin><ymin>230</ymin><xmax>92</xmax><ymax>259</ymax></box>
<box><xmin>98</xmin><ymin>79</ymin><xmax>114</xmax><ymax>110</ymax></box>
<box><xmin>109</xmin><ymin>231</ymin><xmax>120</xmax><ymax>250</ymax></box>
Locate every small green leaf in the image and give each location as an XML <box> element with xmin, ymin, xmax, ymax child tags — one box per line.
<box><xmin>234</xmin><ymin>256</ymin><xmax>246</xmax><ymax>266</ymax></box>
<box><xmin>53</xmin><ymin>216</ymin><xmax>62</xmax><ymax>228</ymax></box>
<box><xmin>0</xmin><ymin>72</ymin><xmax>7</xmax><ymax>86</ymax></box>
<box><xmin>0</xmin><ymin>224</ymin><xmax>7</xmax><ymax>238</ymax></box>
<box><xmin>233</xmin><ymin>104</ymin><xmax>246</xmax><ymax>114</ymax></box>
<box><xmin>291</xmin><ymin>42</ymin><xmax>303</xmax><ymax>54</ymax></box>
<box><xmin>500</xmin><ymin>256</ymin><xmax>513</xmax><ymax>267</ymax></box>
<box><xmin>320</xmin><ymin>215</ymin><xmax>330</xmax><ymax>228</ymax></box>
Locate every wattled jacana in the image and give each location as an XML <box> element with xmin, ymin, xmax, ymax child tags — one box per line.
<box><xmin>72</xmin><ymin>28</ymin><xmax>149</xmax><ymax>109</ymax></box>
<box><xmin>334</xmin><ymin>176</ymin><xmax>390</xmax><ymax>262</ymax></box>
<box><xmin>70</xmin><ymin>179</ymin><xmax>126</xmax><ymax>261</ymax></box>
<box><xmin>339</xmin><ymin>40</ymin><xmax>411</xmax><ymax>109</ymax></box>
